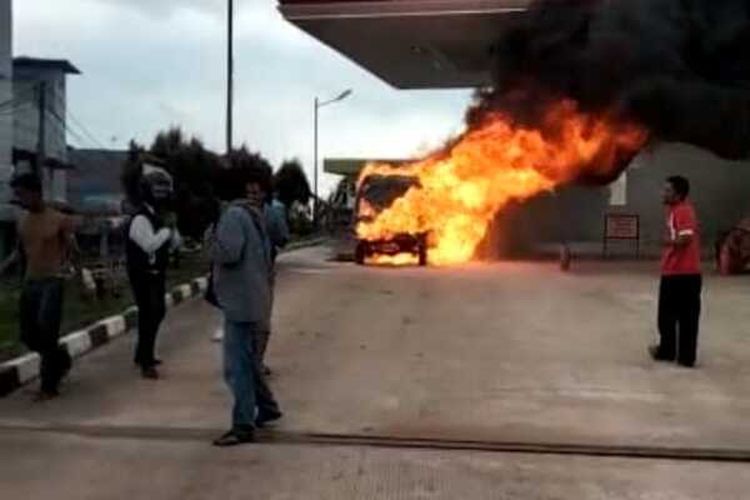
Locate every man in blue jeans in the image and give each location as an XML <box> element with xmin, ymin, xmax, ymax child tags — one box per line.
<box><xmin>0</xmin><ymin>174</ymin><xmax>75</xmax><ymax>400</ymax></box>
<box><xmin>211</xmin><ymin>166</ymin><xmax>282</xmax><ymax>446</ymax></box>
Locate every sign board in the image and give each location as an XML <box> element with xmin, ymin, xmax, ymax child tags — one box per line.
<box><xmin>605</xmin><ymin>214</ymin><xmax>639</xmax><ymax>239</ymax></box>
<box><xmin>603</xmin><ymin>213</ymin><xmax>640</xmax><ymax>258</ymax></box>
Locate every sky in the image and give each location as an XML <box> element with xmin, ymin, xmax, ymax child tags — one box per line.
<box><xmin>13</xmin><ymin>0</ymin><xmax>472</xmax><ymax>195</ymax></box>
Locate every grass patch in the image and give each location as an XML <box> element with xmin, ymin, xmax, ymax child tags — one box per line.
<box><xmin>0</xmin><ymin>286</ymin><xmax>23</xmax><ymax>361</ymax></box>
<box><xmin>0</xmin><ymin>236</ymin><xmax>323</xmax><ymax>362</ymax></box>
<box><xmin>0</xmin><ymin>252</ymin><xmax>209</xmax><ymax>363</ymax></box>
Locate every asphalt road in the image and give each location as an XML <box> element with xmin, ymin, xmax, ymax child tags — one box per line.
<box><xmin>2</xmin><ymin>245</ymin><xmax>750</xmax><ymax>499</ymax></box>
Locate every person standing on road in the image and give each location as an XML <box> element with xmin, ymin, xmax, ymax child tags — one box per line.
<box><xmin>126</xmin><ymin>165</ymin><xmax>180</xmax><ymax>380</ymax></box>
<box><xmin>266</xmin><ymin>197</ymin><xmax>290</xmax><ymax>263</ymax></box>
<box><xmin>209</xmin><ymin>193</ymin><xmax>289</xmax><ymax>362</ymax></box>
<box><xmin>212</xmin><ymin>167</ymin><xmax>282</xmax><ymax>447</ymax></box>
<box><xmin>649</xmin><ymin>175</ymin><xmax>702</xmax><ymax>368</ymax></box>
<box><xmin>0</xmin><ymin>174</ymin><xmax>76</xmax><ymax>400</ymax></box>
<box><xmin>256</xmin><ymin>193</ymin><xmax>289</xmax><ymax>373</ymax></box>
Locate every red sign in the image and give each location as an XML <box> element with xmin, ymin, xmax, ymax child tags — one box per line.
<box><xmin>605</xmin><ymin>214</ymin><xmax>639</xmax><ymax>240</ymax></box>
<box><xmin>603</xmin><ymin>213</ymin><xmax>640</xmax><ymax>258</ymax></box>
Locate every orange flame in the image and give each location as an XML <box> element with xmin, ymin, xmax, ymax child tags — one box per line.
<box><xmin>366</xmin><ymin>253</ymin><xmax>419</xmax><ymax>267</ymax></box>
<box><xmin>356</xmin><ymin>100</ymin><xmax>647</xmax><ymax>266</ymax></box>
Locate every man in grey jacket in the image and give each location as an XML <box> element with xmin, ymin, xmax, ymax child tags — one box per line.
<box><xmin>212</xmin><ymin>167</ymin><xmax>282</xmax><ymax>447</ymax></box>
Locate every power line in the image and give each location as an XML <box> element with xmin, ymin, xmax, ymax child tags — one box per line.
<box><xmin>1</xmin><ymin>84</ymin><xmax>96</xmax><ymax>156</ymax></box>
<box><xmin>0</xmin><ymin>101</ymin><xmax>33</xmax><ymax>117</ymax></box>
<box><xmin>45</xmin><ymin>106</ymin><xmax>91</xmax><ymax>149</ymax></box>
<box><xmin>48</xmin><ymin>83</ymin><xmax>107</xmax><ymax>149</ymax></box>
<box><xmin>3</xmin><ymin>82</ymin><xmax>110</xmax><ymax>152</ymax></box>
<box><xmin>0</xmin><ymin>84</ymin><xmax>38</xmax><ymax>112</ymax></box>
<box><xmin>66</xmin><ymin>109</ymin><xmax>106</xmax><ymax>149</ymax></box>
<box><xmin>13</xmin><ymin>120</ymin><xmax>37</xmax><ymax>133</ymax></box>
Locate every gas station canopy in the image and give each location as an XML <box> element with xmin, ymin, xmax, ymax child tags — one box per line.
<box><xmin>278</xmin><ymin>0</ymin><xmax>532</xmax><ymax>89</ymax></box>
<box><xmin>324</xmin><ymin>158</ymin><xmax>407</xmax><ymax>177</ymax></box>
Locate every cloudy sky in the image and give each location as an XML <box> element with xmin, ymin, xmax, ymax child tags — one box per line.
<box><xmin>13</xmin><ymin>0</ymin><xmax>471</xmax><ymax>194</ymax></box>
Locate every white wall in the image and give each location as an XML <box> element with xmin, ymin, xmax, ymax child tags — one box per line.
<box><xmin>626</xmin><ymin>143</ymin><xmax>750</xmax><ymax>252</ymax></box>
<box><xmin>0</xmin><ymin>0</ymin><xmax>13</xmax><ymax>220</ymax></box>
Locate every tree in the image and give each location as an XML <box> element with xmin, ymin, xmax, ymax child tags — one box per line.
<box><xmin>150</xmin><ymin>128</ymin><xmax>221</xmax><ymax>200</ymax></box>
<box><xmin>144</xmin><ymin>128</ymin><xmax>222</xmax><ymax>239</ymax></box>
<box><xmin>120</xmin><ymin>140</ymin><xmax>147</xmax><ymax>213</ymax></box>
<box><xmin>274</xmin><ymin>159</ymin><xmax>311</xmax><ymax>208</ymax></box>
<box><xmin>122</xmin><ymin>128</ymin><xmax>279</xmax><ymax>240</ymax></box>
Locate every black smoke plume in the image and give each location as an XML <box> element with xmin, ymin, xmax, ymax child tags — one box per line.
<box><xmin>486</xmin><ymin>0</ymin><xmax>750</xmax><ymax>161</ymax></box>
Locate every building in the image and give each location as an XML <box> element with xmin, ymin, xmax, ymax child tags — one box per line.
<box><xmin>13</xmin><ymin>57</ymin><xmax>80</xmax><ymax>204</ymax></box>
<box><xmin>0</xmin><ymin>0</ymin><xmax>81</xmax><ymax>256</ymax></box>
<box><xmin>286</xmin><ymin>0</ymin><xmax>750</xmax><ymax>258</ymax></box>
<box><xmin>0</xmin><ymin>0</ymin><xmax>13</xmax><ymax>257</ymax></box>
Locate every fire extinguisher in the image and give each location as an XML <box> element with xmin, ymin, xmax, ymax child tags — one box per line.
<box><xmin>560</xmin><ymin>244</ymin><xmax>571</xmax><ymax>271</ymax></box>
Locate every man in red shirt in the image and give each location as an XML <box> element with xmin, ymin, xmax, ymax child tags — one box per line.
<box><xmin>649</xmin><ymin>176</ymin><xmax>702</xmax><ymax>368</ymax></box>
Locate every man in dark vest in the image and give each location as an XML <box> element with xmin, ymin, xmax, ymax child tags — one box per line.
<box><xmin>126</xmin><ymin>164</ymin><xmax>180</xmax><ymax>379</ymax></box>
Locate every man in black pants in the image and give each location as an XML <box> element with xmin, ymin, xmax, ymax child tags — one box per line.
<box><xmin>0</xmin><ymin>174</ymin><xmax>76</xmax><ymax>399</ymax></box>
<box><xmin>649</xmin><ymin>176</ymin><xmax>702</xmax><ymax>368</ymax></box>
<box><xmin>126</xmin><ymin>165</ymin><xmax>180</xmax><ymax>379</ymax></box>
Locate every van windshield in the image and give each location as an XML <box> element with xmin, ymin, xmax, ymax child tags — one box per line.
<box><xmin>358</xmin><ymin>175</ymin><xmax>418</xmax><ymax>214</ymax></box>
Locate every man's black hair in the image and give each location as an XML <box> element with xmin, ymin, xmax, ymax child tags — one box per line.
<box><xmin>667</xmin><ymin>175</ymin><xmax>690</xmax><ymax>200</ymax></box>
<box><xmin>223</xmin><ymin>166</ymin><xmax>271</xmax><ymax>201</ymax></box>
<box><xmin>10</xmin><ymin>173</ymin><xmax>42</xmax><ymax>194</ymax></box>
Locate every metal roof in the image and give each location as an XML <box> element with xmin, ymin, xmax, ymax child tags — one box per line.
<box><xmin>324</xmin><ymin>158</ymin><xmax>407</xmax><ymax>176</ymax></box>
<box><xmin>279</xmin><ymin>0</ymin><xmax>531</xmax><ymax>88</ymax></box>
<box><xmin>13</xmin><ymin>57</ymin><xmax>81</xmax><ymax>75</ymax></box>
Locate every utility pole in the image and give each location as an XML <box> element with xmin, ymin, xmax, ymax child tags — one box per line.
<box><xmin>312</xmin><ymin>90</ymin><xmax>352</xmax><ymax>227</ymax></box>
<box><xmin>36</xmin><ymin>81</ymin><xmax>46</xmax><ymax>177</ymax></box>
<box><xmin>313</xmin><ymin>97</ymin><xmax>319</xmax><ymax>224</ymax></box>
<box><xmin>226</xmin><ymin>0</ymin><xmax>234</xmax><ymax>156</ymax></box>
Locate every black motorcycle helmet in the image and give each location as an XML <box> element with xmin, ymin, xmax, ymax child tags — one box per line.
<box><xmin>139</xmin><ymin>164</ymin><xmax>174</xmax><ymax>208</ymax></box>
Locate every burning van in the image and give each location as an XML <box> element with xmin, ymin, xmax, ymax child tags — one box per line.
<box><xmin>354</xmin><ymin>173</ymin><xmax>428</xmax><ymax>266</ymax></box>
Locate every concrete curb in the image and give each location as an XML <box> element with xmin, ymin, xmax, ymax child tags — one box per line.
<box><xmin>0</xmin><ymin>238</ymin><xmax>328</xmax><ymax>397</ymax></box>
<box><xmin>0</xmin><ymin>276</ymin><xmax>209</xmax><ymax>397</ymax></box>
<box><xmin>284</xmin><ymin>236</ymin><xmax>328</xmax><ymax>252</ymax></box>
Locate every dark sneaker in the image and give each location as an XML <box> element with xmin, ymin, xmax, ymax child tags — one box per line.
<box><xmin>60</xmin><ymin>351</ymin><xmax>72</xmax><ymax>377</ymax></box>
<box><xmin>134</xmin><ymin>359</ymin><xmax>162</xmax><ymax>368</ymax></box>
<box><xmin>648</xmin><ymin>345</ymin><xmax>673</xmax><ymax>362</ymax></box>
<box><xmin>141</xmin><ymin>366</ymin><xmax>160</xmax><ymax>380</ymax></box>
<box><xmin>213</xmin><ymin>428</ymin><xmax>255</xmax><ymax>447</ymax></box>
<box><xmin>33</xmin><ymin>389</ymin><xmax>60</xmax><ymax>402</ymax></box>
<box><xmin>256</xmin><ymin>409</ymin><xmax>283</xmax><ymax>428</ymax></box>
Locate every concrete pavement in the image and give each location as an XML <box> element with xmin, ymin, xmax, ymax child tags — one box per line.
<box><xmin>2</xmin><ymin>245</ymin><xmax>750</xmax><ymax>498</ymax></box>
<box><xmin>3</xmin><ymin>431</ymin><xmax>750</xmax><ymax>500</ymax></box>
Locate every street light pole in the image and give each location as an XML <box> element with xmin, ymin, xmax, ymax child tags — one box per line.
<box><xmin>313</xmin><ymin>89</ymin><xmax>352</xmax><ymax>226</ymax></box>
<box><xmin>226</xmin><ymin>0</ymin><xmax>234</xmax><ymax>155</ymax></box>
<box><xmin>313</xmin><ymin>97</ymin><xmax>319</xmax><ymax>223</ymax></box>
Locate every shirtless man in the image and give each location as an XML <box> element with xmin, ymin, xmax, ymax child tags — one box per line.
<box><xmin>0</xmin><ymin>173</ymin><xmax>76</xmax><ymax>399</ymax></box>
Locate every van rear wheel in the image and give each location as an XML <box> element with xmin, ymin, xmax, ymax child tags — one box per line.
<box><xmin>355</xmin><ymin>242</ymin><xmax>366</xmax><ymax>265</ymax></box>
<box><xmin>418</xmin><ymin>243</ymin><xmax>428</xmax><ymax>267</ymax></box>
